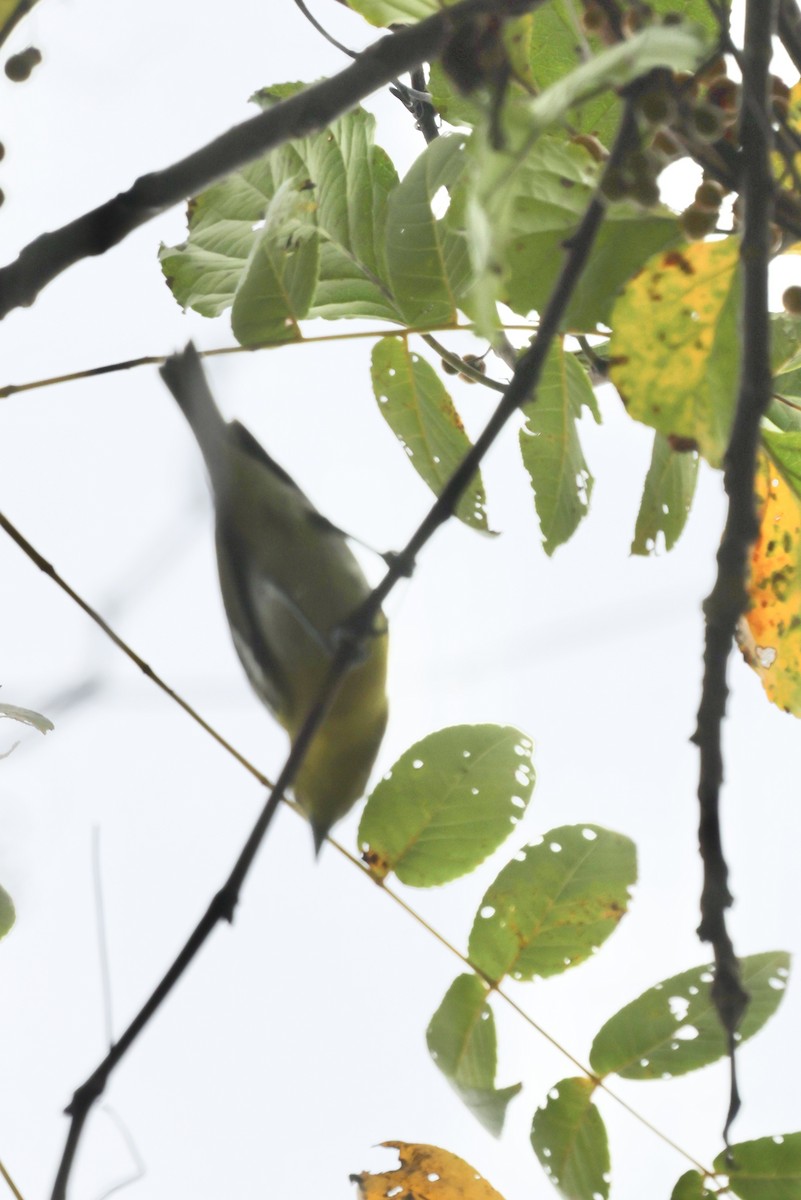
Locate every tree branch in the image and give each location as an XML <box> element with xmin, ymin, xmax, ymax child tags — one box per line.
<box><xmin>40</xmin><ymin>87</ymin><xmax>640</xmax><ymax>1199</ymax></box>
<box><xmin>0</xmin><ymin>0</ymin><xmax>538</xmax><ymax>320</ymax></box>
<box><xmin>691</xmin><ymin>0</ymin><xmax>777</xmax><ymax>1146</ymax></box>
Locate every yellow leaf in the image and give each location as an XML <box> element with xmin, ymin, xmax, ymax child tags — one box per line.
<box><xmin>739</xmin><ymin>453</ymin><xmax>801</xmax><ymax>714</ymax></box>
<box><xmin>609</xmin><ymin>238</ymin><xmax>741</xmax><ymax>467</ymax></box>
<box><xmin>352</xmin><ymin>1143</ymin><xmax>506</xmax><ymax>1200</ymax></box>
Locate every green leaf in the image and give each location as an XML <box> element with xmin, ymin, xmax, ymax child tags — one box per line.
<box><xmin>385</xmin><ymin>134</ymin><xmax>473</xmax><ymax>326</ymax></box>
<box><xmin>609</xmin><ymin>238</ymin><xmax>742</xmax><ymax>467</ymax></box>
<box><xmin>762</xmin><ymin>428</ymin><xmax>801</xmax><ymax>503</ymax></box>
<box><xmin>427</xmin><ymin>974</ymin><xmax>521</xmax><ymax>1136</ymax></box>
<box><xmin>530</xmin><ymin>1077</ymin><xmax>610</xmax><ymax>1200</ymax></box>
<box><xmin>527</xmin><ymin>2</ymin><xmax>621</xmax><ymax>144</ymax></box>
<box><xmin>714</xmin><ymin>1132</ymin><xmax>801</xmax><ymax>1200</ymax></box>
<box><xmin>0</xmin><ymin>885</ymin><xmax>14</xmax><ymax>941</ymax></box>
<box><xmin>589</xmin><ymin>951</ymin><xmax>791</xmax><ymax>1080</ymax></box>
<box><xmin>160</xmin><ymin>95</ymin><xmax>400</xmax><ymax>339</ymax></box>
<box><xmin>525</xmin><ymin>22</ymin><xmax>710</xmax><ymax>135</ymax></box>
<box><xmin>670</xmin><ymin>1171</ymin><xmax>717</xmax><ymax>1200</ymax></box>
<box><xmin>371</xmin><ymin>336</ymin><xmax>490</xmax><ymax>530</ymax></box>
<box><xmin>230</xmin><ymin>176</ymin><xmax>320</xmax><ymax>344</ymax></box>
<box><xmin>631</xmin><ymin>432</ymin><xmax>699</xmax><ymax>555</ymax></box>
<box><xmin>343</xmin><ymin>0</ymin><xmax>437</xmax><ymax>25</ymax></box>
<box><xmin>519</xmin><ymin>341</ymin><xmax>600</xmax><ymax>555</ymax></box>
<box><xmin>358</xmin><ymin>725</ymin><xmax>535</xmax><ymax>887</ymax></box>
<box><xmin>467</xmin><ymin>825</ymin><xmax>636</xmax><ymax>985</ymax></box>
<box><xmin>462</xmin><ymin>133</ymin><xmax>679</xmax><ymax>336</ymax></box>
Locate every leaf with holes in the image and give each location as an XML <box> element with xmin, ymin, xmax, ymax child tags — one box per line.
<box><xmin>738</xmin><ymin>450</ymin><xmax>801</xmax><ymax>714</ymax></box>
<box><xmin>0</xmin><ymin>886</ymin><xmax>14</xmax><ymax>941</ymax></box>
<box><xmin>371</xmin><ymin>337</ymin><xmax>490</xmax><ymax>531</ymax></box>
<box><xmin>631</xmin><ymin>432</ymin><xmax>699</xmax><ymax>555</ymax></box>
<box><xmin>427</xmin><ymin>974</ymin><xmax>521</xmax><ymax>1137</ymax></box>
<box><xmin>385</xmin><ymin>134</ymin><xmax>472</xmax><ymax>326</ymax></box>
<box><xmin>589</xmin><ymin>951</ymin><xmax>791</xmax><ymax>1080</ymax></box>
<box><xmin>352</xmin><ymin>1142</ymin><xmax>507</xmax><ymax>1200</ymax></box>
<box><xmin>160</xmin><ymin>92</ymin><xmax>400</xmax><ymax>340</ymax></box>
<box><xmin>530</xmin><ymin>1077</ymin><xmax>610</xmax><ymax>1200</ymax></box>
<box><xmin>609</xmin><ymin>238</ymin><xmax>741</xmax><ymax>466</ymax></box>
<box><xmin>713</xmin><ymin>1132</ymin><xmax>801</xmax><ymax>1200</ymax></box>
<box><xmin>670</xmin><ymin>1171</ymin><xmax>717</xmax><ymax>1200</ymax></box>
<box><xmin>358</xmin><ymin>725</ymin><xmax>534</xmax><ymax>887</ymax></box>
<box><xmin>519</xmin><ymin>340</ymin><xmax>600</xmax><ymax>555</ymax></box>
<box><xmin>467</xmin><ymin>825</ymin><xmax>636</xmax><ymax>985</ymax></box>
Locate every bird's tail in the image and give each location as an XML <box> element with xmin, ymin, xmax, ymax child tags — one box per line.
<box><xmin>160</xmin><ymin>343</ymin><xmax>228</xmax><ymax>476</ymax></box>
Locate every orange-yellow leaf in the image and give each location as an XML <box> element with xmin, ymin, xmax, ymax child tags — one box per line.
<box><xmin>609</xmin><ymin>238</ymin><xmax>740</xmax><ymax>467</ymax></box>
<box><xmin>352</xmin><ymin>1143</ymin><xmax>506</xmax><ymax>1200</ymax></box>
<box><xmin>739</xmin><ymin>453</ymin><xmax>801</xmax><ymax>714</ymax></box>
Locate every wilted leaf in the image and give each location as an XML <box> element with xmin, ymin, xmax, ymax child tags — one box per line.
<box><xmin>467</xmin><ymin>825</ymin><xmax>636</xmax><ymax>985</ymax></box>
<box><xmin>352</xmin><ymin>1142</ymin><xmax>506</xmax><ymax>1200</ymax></box>
<box><xmin>358</xmin><ymin>725</ymin><xmax>535</xmax><ymax>887</ymax></box>
<box><xmin>385</xmin><ymin>134</ymin><xmax>472</xmax><ymax>326</ymax></box>
<box><xmin>160</xmin><ymin>95</ymin><xmax>400</xmax><ymax>339</ymax></box>
<box><xmin>609</xmin><ymin>238</ymin><xmax>741</xmax><ymax>466</ymax></box>
<box><xmin>427</xmin><ymin>974</ymin><xmax>521</xmax><ymax>1136</ymax></box>
<box><xmin>670</xmin><ymin>1170</ymin><xmax>717</xmax><ymax>1199</ymax></box>
<box><xmin>0</xmin><ymin>702</ymin><xmax>53</xmax><ymax>734</ymax></box>
<box><xmin>519</xmin><ymin>341</ymin><xmax>600</xmax><ymax>555</ymax></box>
<box><xmin>371</xmin><ymin>336</ymin><xmax>490</xmax><ymax>530</ymax></box>
<box><xmin>589</xmin><ymin>951</ymin><xmax>791</xmax><ymax>1080</ymax></box>
<box><xmin>714</xmin><ymin>1132</ymin><xmax>801</xmax><ymax>1200</ymax></box>
<box><xmin>631</xmin><ymin>432</ymin><xmax>699</xmax><ymax>555</ymax></box>
<box><xmin>739</xmin><ymin>449</ymin><xmax>801</xmax><ymax>714</ymax></box>
<box><xmin>0</xmin><ymin>885</ymin><xmax>14</xmax><ymax>941</ymax></box>
<box><xmin>530</xmin><ymin>1077</ymin><xmax>610</xmax><ymax>1200</ymax></box>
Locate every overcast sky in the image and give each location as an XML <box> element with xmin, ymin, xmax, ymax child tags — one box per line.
<box><xmin>1</xmin><ymin>3</ymin><xmax>799</xmax><ymax>1200</ymax></box>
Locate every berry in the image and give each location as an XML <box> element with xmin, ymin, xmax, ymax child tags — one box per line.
<box><xmin>783</xmin><ymin>286</ymin><xmax>801</xmax><ymax>314</ymax></box>
<box><xmin>691</xmin><ymin>102</ymin><xmax>725</xmax><ymax>141</ymax></box>
<box><xmin>694</xmin><ymin>180</ymin><xmax>726</xmax><ymax>211</ymax></box>
<box><xmin>4</xmin><ymin>46</ymin><xmax>42</xmax><ymax>82</ymax></box>
<box><xmin>680</xmin><ymin>204</ymin><xmax>717</xmax><ymax>240</ymax></box>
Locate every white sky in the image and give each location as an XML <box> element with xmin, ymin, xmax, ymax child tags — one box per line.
<box><xmin>0</xmin><ymin>3</ymin><xmax>799</xmax><ymax>1200</ymax></box>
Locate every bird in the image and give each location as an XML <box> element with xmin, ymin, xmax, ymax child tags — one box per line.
<box><xmin>160</xmin><ymin>343</ymin><xmax>388</xmax><ymax>851</ymax></box>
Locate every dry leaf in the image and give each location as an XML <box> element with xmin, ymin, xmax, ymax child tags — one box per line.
<box><xmin>738</xmin><ymin>452</ymin><xmax>801</xmax><ymax>713</ymax></box>
<box><xmin>351</xmin><ymin>1142</ymin><xmax>506</xmax><ymax>1200</ymax></box>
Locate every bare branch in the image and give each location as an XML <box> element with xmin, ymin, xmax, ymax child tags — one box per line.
<box><xmin>691</xmin><ymin>0</ymin><xmax>778</xmax><ymax>1146</ymax></box>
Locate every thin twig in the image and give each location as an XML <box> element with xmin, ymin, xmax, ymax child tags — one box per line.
<box><xmin>51</xmin><ymin>633</ymin><xmax>358</xmax><ymax>1200</ymax></box>
<box><xmin>2</xmin><ymin>467</ymin><xmax>710</xmax><ymax>1178</ymax></box>
<box><xmin>0</xmin><ymin>0</ymin><xmax>539</xmax><ymax>319</ymax></box>
<box><xmin>0</xmin><ymin>1159</ymin><xmax>25</xmax><ymax>1200</ymax></box>
<box><xmin>690</xmin><ymin>0</ymin><xmax>777</xmax><ymax>1147</ymax></box>
<box><xmin>92</xmin><ymin>828</ymin><xmax>115</xmax><ymax>1051</ymax></box>
<box><xmin>0</xmin><ymin>324</ymin><xmax>532</xmax><ymax>400</ymax></box>
<box><xmin>0</xmin><ymin>511</ymin><xmax>274</xmax><ymax>791</ymax></box>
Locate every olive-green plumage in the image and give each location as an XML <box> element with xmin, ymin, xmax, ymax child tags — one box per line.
<box><xmin>160</xmin><ymin>344</ymin><xmax>388</xmax><ymax>851</ymax></box>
